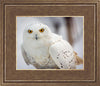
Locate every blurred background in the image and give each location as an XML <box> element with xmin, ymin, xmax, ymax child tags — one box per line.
<box><xmin>16</xmin><ymin>17</ymin><xmax>84</xmax><ymax>69</ymax></box>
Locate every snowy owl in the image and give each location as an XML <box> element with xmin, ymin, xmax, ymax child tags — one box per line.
<box><xmin>21</xmin><ymin>23</ymin><xmax>83</xmax><ymax>69</ymax></box>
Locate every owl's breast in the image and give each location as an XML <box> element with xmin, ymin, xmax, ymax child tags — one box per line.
<box><xmin>23</xmin><ymin>39</ymin><xmax>52</xmax><ymax>66</ymax></box>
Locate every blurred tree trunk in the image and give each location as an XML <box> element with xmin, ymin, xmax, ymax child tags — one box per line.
<box><xmin>65</xmin><ymin>17</ymin><xmax>74</xmax><ymax>45</ymax></box>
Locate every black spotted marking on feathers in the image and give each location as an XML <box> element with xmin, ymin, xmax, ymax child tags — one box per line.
<box><xmin>60</xmin><ymin>63</ymin><xmax>63</xmax><ymax>65</ymax></box>
<box><xmin>63</xmin><ymin>51</ymin><xmax>67</xmax><ymax>55</ymax></box>
<box><xmin>63</xmin><ymin>55</ymin><xmax>66</xmax><ymax>58</ymax></box>
<box><xmin>64</xmin><ymin>56</ymin><xmax>66</xmax><ymax>58</ymax></box>
<box><xmin>71</xmin><ymin>59</ymin><xmax>73</xmax><ymax>62</ymax></box>
<box><xmin>61</xmin><ymin>65</ymin><xmax>63</xmax><ymax>68</ymax></box>
<box><xmin>69</xmin><ymin>59</ymin><xmax>73</xmax><ymax>63</ymax></box>
<box><xmin>65</xmin><ymin>53</ymin><xmax>68</xmax><ymax>57</ymax></box>
<box><xmin>57</xmin><ymin>57</ymin><xmax>59</xmax><ymax>59</ymax></box>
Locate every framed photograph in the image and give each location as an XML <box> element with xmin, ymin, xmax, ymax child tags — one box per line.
<box><xmin>16</xmin><ymin>16</ymin><xmax>84</xmax><ymax>70</ymax></box>
<box><xmin>0</xmin><ymin>0</ymin><xmax>100</xmax><ymax>86</ymax></box>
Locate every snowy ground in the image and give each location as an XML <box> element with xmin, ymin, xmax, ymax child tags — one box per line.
<box><xmin>16</xmin><ymin>17</ymin><xmax>83</xmax><ymax>70</ymax></box>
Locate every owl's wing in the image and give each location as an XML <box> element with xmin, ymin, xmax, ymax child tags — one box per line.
<box><xmin>49</xmin><ymin>40</ymin><xmax>76</xmax><ymax>69</ymax></box>
<box><xmin>21</xmin><ymin>45</ymin><xmax>30</xmax><ymax>65</ymax></box>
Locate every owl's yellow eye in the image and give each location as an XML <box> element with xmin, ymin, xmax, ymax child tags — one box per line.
<box><xmin>39</xmin><ymin>28</ymin><xmax>45</xmax><ymax>32</ymax></box>
<box><xmin>28</xmin><ymin>30</ymin><xmax>33</xmax><ymax>33</ymax></box>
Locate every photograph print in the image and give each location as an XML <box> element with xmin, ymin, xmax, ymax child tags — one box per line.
<box><xmin>16</xmin><ymin>17</ymin><xmax>84</xmax><ymax>70</ymax></box>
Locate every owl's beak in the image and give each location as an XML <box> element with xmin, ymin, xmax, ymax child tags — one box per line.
<box><xmin>35</xmin><ymin>34</ymin><xmax>38</xmax><ymax>40</ymax></box>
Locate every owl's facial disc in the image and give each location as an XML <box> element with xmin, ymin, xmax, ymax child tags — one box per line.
<box><xmin>24</xmin><ymin>23</ymin><xmax>51</xmax><ymax>41</ymax></box>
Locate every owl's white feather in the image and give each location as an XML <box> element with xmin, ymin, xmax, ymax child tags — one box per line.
<box><xmin>22</xmin><ymin>23</ymin><xmax>83</xmax><ymax>69</ymax></box>
<box><xmin>49</xmin><ymin>40</ymin><xmax>76</xmax><ymax>69</ymax></box>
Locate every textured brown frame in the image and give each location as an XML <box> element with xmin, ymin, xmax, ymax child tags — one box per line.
<box><xmin>0</xmin><ymin>0</ymin><xmax>100</xmax><ymax>86</ymax></box>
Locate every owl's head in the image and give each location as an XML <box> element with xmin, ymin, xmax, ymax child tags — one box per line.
<box><xmin>23</xmin><ymin>23</ymin><xmax>51</xmax><ymax>40</ymax></box>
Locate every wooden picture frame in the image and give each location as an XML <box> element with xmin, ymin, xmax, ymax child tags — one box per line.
<box><xmin>0</xmin><ymin>0</ymin><xmax>100</xmax><ymax>86</ymax></box>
